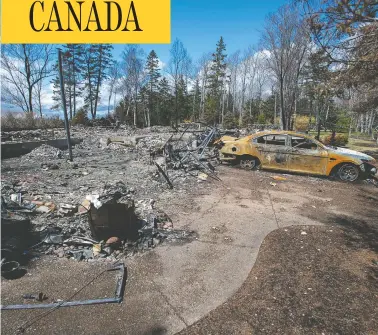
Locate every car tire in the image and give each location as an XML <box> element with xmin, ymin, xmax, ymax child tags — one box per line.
<box><xmin>337</xmin><ymin>163</ymin><xmax>360</xmax><ymax>182</ymax></box>
<box><xmin>239</xmin><ymin>156</ymin><xmax>258</xmax><ymax>170</ymax></box>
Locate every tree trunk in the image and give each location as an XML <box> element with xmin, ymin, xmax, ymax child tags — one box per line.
<box><xmin>93</xmin><ymin>48</ymin><xmax>103</xmax><ymax>119</ymax></box>
<box><xmin>86</xmin><ymin>60</ymin><xmax>94</xmax><ymax>119</ymax></box>
<box><xmin>38</xmin><ymin>91</ymin><xmax>43</xmax><ymax>118</ymax></box>
<box><xmin>134</xmin><ymin>88</ymin><xmax>138</xmax><ymax>126</ymax></box>
<box><xmin>23</xmin><ymin>46</ymin><xmax>34</xmax><ymax>114</ymax></box>
<box><xmin>133</xmin><ymin>102</ymin><xmax>137</xmax><ymax>126</ymax></box>
<box><xmin>279</xmin><ymin>78</ymin><xmax>285</xmax><ymax>130</ymax></box>
<box><xmin>147</xmin><ymin>108</ymin><xmax>151</xmax><ymax>127</ymax></box>
<box><xmin>69</xmin><ymin>87</ymin><xmax>73</xmax><ymax>120</ymax></box>
<box><xmin>73</xmin><ymin>49</ymin><xmax>77</xmax><ymax>116</ymax></box>
<box><xmin>221</xmin><ymin>89</ymin><xmax>225</xmax><ymax>127</ymax></box>
<box><xmin>192</xmin><ymin>92</ymin><xmax>196</xmax><ymax>121</ymax></box>
<box><xmin>108</xmin><ymin>93</ymin><xmax>112</xmax><ymax>117</ymax></box>
<box><xmin>175</xmin><ymin>84</ymin><xmax>179</xmax><ymax>128</ymax></box>
<box><xmin>368</xmin><ymin>110</ymin><xmax>376</xmax><ymax>138</ymax></box>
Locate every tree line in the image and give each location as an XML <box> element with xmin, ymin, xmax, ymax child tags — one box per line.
<box><xmin>1</xmin><ymin>0</ymin><xmax>377</xmax><ymax>136</ymax></box>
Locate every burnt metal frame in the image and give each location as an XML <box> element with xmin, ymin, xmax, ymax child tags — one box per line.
<box><xmin>1</xmin><ymin>263</ymin><xmax>127</xmax><ymax>310</ymax></box>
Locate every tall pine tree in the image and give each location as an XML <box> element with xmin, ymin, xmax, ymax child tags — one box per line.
<box><xmin>204</xmin><ymin>37</ymin><xmax>227</xmax><ymax>125</ymax></box>
<box><xmin>190</xmin><ymin>79</ymin><xmax>201</xmax><ymax>121</ymax></box>
<box><xmin>51</xmin><ymin>44</ymin><xmax>84</xmax><ymax>119</ymax></box>
<box><xmin>158</xmin><ymin>77</ymin><xmax>173</xmax><ymax>126</ymax></box>
<box><xmin>83</xmin><ymin>44</ymin><xmax>114</xmax><ymax>119</ymax></box>
<box><xmin>145</xmin><ymin>50</ymin><xmax>161</xmax><ymax>126</ymax></box>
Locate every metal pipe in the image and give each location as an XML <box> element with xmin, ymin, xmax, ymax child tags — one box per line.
<box><xmin>1</xmin><ymin>264</ymin><xmax>126</xmax><ymax>311</ymax></box>
<box><xmin>1</xmin><ymin>297</ymin><xmax>122</xmax><ymax>310</ymax></box>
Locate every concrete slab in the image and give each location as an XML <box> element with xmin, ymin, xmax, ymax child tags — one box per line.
<box><xmin>1</xmin><ymin>138</ymin><xmax>83</xmax><ymax>159</ymax></box>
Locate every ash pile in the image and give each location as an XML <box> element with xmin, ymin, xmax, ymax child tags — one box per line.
<box><xmin>1</xmin><ymin>180</ymin><xmax>196</xmax><ymax>263</ymax></box>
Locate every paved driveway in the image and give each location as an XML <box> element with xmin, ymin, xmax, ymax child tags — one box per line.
<box><xmin>2</xmin><ymin>167</ymin><xmax>373</xmax><ymax>335</ymax></box>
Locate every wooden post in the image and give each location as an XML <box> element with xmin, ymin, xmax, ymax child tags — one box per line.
<box><xmin>58</xmin><ymin>49</ymin><xmax>73</xmax><ymax>161</ymax></box>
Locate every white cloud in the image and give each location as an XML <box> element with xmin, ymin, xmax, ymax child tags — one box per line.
<box><xmin>40</xmin><ymin>82</ymin><xmax>55</xmax><ymax>107</ymax></box>
<box><xmin>158</xmin><ymin>58</ymin><xmax>166</xmax><ymax>70</ymax></box>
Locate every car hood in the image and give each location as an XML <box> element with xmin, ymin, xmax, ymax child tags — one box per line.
<box><xmin>219</xmin><ymin>136</ymin><xmax>239</xmax><ymax>142</ymax></box>
<box><xmin>327</xmin><ymin>147</ymin><xmax>375</xmax><ymax>162</ymax></box>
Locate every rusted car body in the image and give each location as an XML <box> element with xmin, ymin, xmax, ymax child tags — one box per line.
<box><xmin>217</xmin><ymin>131</ymin><xmax>377</xmax><ymax>182</ymax></box>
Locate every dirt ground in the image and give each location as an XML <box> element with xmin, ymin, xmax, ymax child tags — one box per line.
<box><xmin>2</xmin><ymin>161</ymin><xmax>378</xmax><ymax>334</ymax></box>
<box><xmin>179</xmin><ymin>225</ymin><xmax>378</xmax><ymax>335</ymax></box>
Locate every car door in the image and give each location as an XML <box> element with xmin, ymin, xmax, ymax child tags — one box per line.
<box><xmin>288</xmin><ymin>135</ymin><xmax>329</xmax><ymax>175</ymax></box>
<box><xmin>254</xmin><ymin>134</ymin><xmax>290</xmax><ymax>171</ymax></box>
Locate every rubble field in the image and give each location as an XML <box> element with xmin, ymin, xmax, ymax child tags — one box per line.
<box><xmin>1</xmin><ymin>125</ymin><xmax>378</xmax><ymax>335</ymax></box>
<box><xmin>1</xmin><ymin>125</ymin><xmax>220</xmax><ymax>263</ymax></box>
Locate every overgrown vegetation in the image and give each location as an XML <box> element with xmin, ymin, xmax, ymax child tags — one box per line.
<box><xmin>1</xmin><ymin>113</ymin><xmax>64</xmax><ymax>131</ymax></box>
<box><xmin>321</xmin><ymin>133</ymin><xmax>349</xmax><ymax>147</ymax></box>
<box><xmin>71</xmin><ymin>108</ymin><xmax>89</xmax><ymax>126</ymax></box>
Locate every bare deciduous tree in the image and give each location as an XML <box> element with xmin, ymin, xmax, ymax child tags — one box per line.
<box><xmin>1</xmin><ymin>44</ymin><xmax>54</xmax><ymax>116</ymax></box>
<box><xmin>261</xmin><ymin>4</ymin><xmax>310</xmax><ymax>130</ymax></box>
<box><xmin>227</xmin><ymin>50</ymin><xmax>241</xmax><ymax>116</ymax></box>
<box><xmin>107</xmin><ymin>61</ymin><xmax>121</xmax><ymax>116</ymax></box>
<box><xmin>196</xmin><ymin>52</ymin><xmax>212</xmax><ymax>120</ymax></box>
<box><xmin>121</xmin><ymin>45</ymin><xmax>145</xmax><ymax>126</ymax></box>
<box><xmin>168</xmin><ymin>38</ymin><xmax>192</xmax><ymax>127</ymax></box>
<box><xmin>238</xmin><ymin>48</ymin><xmax>255</xmax><ymax>125</ymax></box>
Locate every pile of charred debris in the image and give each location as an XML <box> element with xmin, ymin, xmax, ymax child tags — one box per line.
<box><xmin>1</xmin><ymin>123</ymin><xmax>236</xmax><ymax>267</ymax></box>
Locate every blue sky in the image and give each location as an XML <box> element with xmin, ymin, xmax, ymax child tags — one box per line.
<box><xmin>113</xmin><ymin>0</ymin><xmax>287</xmax><ymax>63</ymax></box>
<box><xmin>3</xmin><ymin>0</ymin><xmax>287</xmax><ymax>115</ymax></box>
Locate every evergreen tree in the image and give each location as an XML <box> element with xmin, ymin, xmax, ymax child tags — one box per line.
<box><xmin>189</xmin><ymin>79</ymin><xmax>201</xmax><ymax>121</ymax></box>
<box><xmin>145</xmin><ymin>50</ymin><xmax>161</xmax><ymax>126</ymax></box>
<box><xmin>138</xmin><ymin>85</ymin><xmax>149</xmax><ymax>127</ymax></box>
<box><xmin>51</xmin><ymin>57</ymin><xmax>70</xmax><ymax>113</ymax></box>
<box><xmin>83</xmin><ymin>44</ymin><xmax>114</xmax><ymax>119</ymax></box>
<box><xmin>177</xmin><ymin>76</ymin><xmax>191</xmax><ymax>121</ymax></box>
<box><xmin>204</xmin><ymin>37</ymin><xmax>227</xmax><ymax>124</ymax></box>
<box><xmin>51</xmin><ymin>44</ymin><xmax>84</xmax><ymax>119</ymax></box>
<box><xmin>158</xmin><ymin>77</ymin><xmax>173</xmax><ymax>126</ymax></box>
<box><xmin>65</xmin><ymin>44</ymin><xmax>85</xmax><ymax>117</ymax></box>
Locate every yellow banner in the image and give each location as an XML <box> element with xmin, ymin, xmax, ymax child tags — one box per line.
<box><xmin>1</xmin><ymin>0</ymin><xmax>170</xmax><ymax>43</ymax></box>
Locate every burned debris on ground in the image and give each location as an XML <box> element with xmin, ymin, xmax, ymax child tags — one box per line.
<box><xmin>1</xmin><ymin>124</ymin><xmax>221</xmax><ymax>269</ymax></box>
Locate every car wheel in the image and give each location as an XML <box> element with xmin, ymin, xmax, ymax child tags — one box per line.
<box><xmin>338</xmin><ymin>163</ymin><xmax>360</xmax><ymax>182</ymax></box>
<box><xmin>240</xmin><ymin>157</ymin><xmax>257</xmax><ymax>170</ymax></box>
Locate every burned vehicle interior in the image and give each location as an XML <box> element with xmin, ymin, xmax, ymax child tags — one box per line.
<box><xmin>254</xmin><ymin>134</ymin><xmax>318</xmax><ymax>150</ymax></box>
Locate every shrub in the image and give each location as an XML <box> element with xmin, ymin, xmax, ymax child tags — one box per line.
<box><xmin>242</xmin><ymin>113</ymin><xmax>253</xmax><ymax>127</ymax></box>
<box><xmin>295</xmin><ymin>115</ymin><xmax>310</xmax><ymax>132</ymax></box>
<box><xmin>72</xmin><ymin>108</ymin><xmax>89</xmax><ymax>125</ymax></box>
<box><xmin>321</xmin><ymin>133</ymin><xmax>349</xmax><ymax>146</ymax></box>
<box><xmin>257</xmin><ymin>113</ymin><xmax>266</xmax><ymax>124</ymax></box>
<box><xmin>1</xmin><ymin>112</ymin><xmax>18</xmax><ymax>129</ymax></box>
<box><xmin>1</xmin><ymin>112</ymin><xmax>65</xmax><ymax>130</ymax></box>
<box><xmin>36</xmin><ymin>116</ymin><xmax>64</xmax><ymax>129</ymax></box>
<box><xmin>46</xmin><ymin>116</ymin><xmax>64</xmax><ymax>128</ymax></box>
<box><xmin>23</xmin><ymin>112</ymin><xmax>36</xmax><ymax>128</ymax></box>
<box><xmin>223</xmin><ymin>113</ymin><xmax>238</xmax><ymax>129</ymax></box>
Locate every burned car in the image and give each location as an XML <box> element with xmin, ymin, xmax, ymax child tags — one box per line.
<box><xmin>217</xmin><ymin>131</ymin><xmax>377</xmax><ymax>182</ymax></box>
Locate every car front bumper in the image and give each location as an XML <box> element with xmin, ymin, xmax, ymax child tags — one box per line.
<box><xmin>361</xmin><ymin>162</ymin><xmax>378</xmax><ymax>177</ymax></box>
